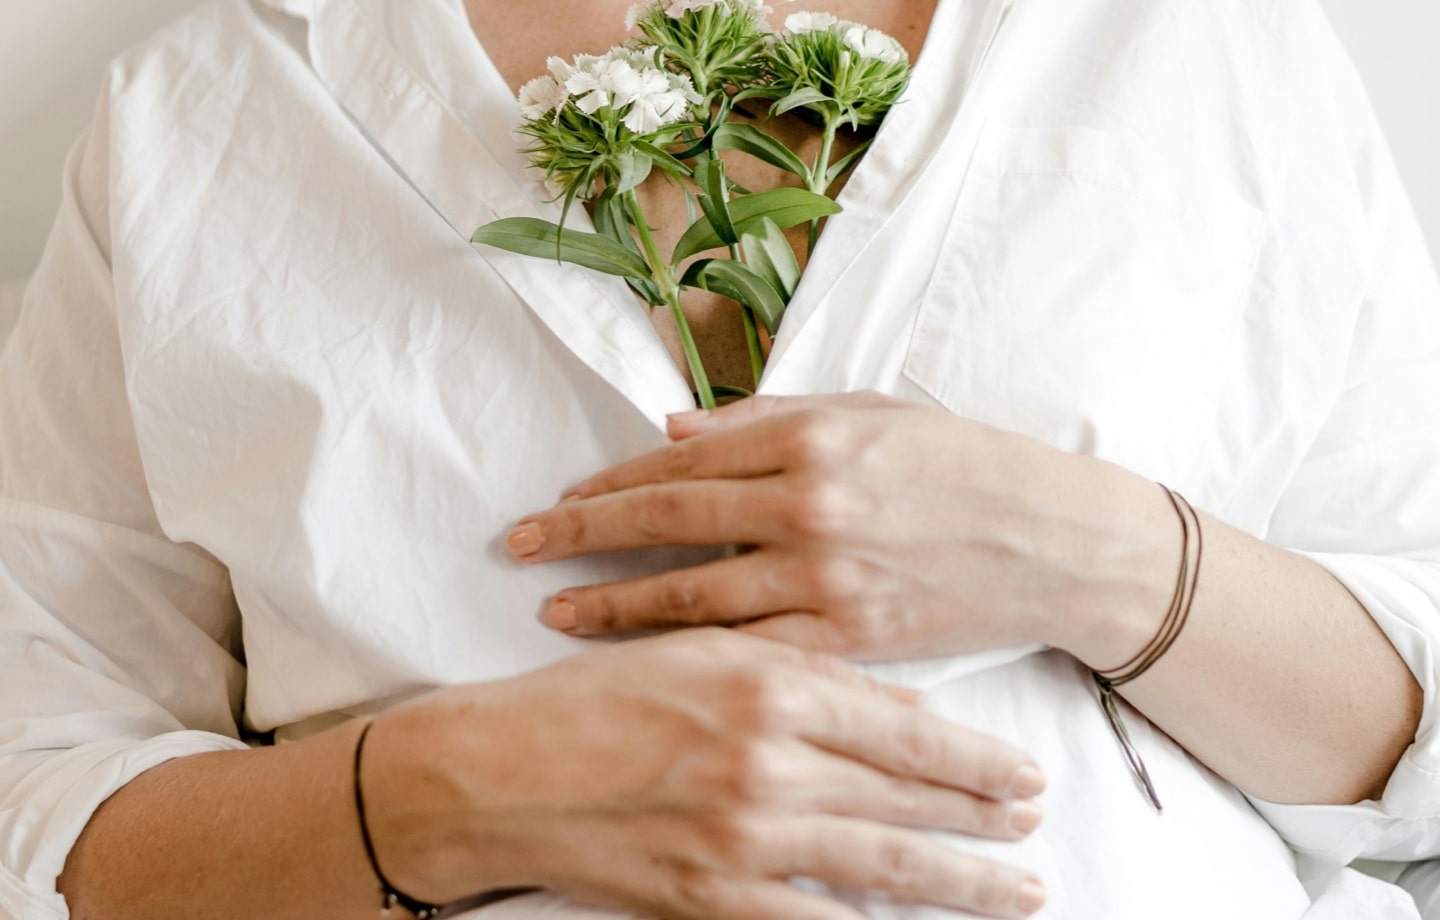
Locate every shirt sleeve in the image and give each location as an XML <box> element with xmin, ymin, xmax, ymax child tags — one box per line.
<box><xmin>0</xmin><ymin>77</ymin><xmax>248</xmax><ymax>919</ymax></box>
<box><xmin>1245</xmin><ymin>3</ymin><xmax>1440</xmax><ymax>872</ymax></box>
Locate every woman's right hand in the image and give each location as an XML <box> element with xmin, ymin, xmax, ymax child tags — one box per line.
<box><xmin>361</xmin><ymin>629</ymin><xmax>1047</xmax><ymax>920</ymax></box>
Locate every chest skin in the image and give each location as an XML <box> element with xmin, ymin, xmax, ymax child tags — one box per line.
<box><xmin>464</xmin><ymin>0</ymin><xmax>938</xmax><ymax>392</ymax></box>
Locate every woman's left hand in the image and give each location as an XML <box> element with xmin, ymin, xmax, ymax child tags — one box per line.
<box><xmin>507</xmin><ymin>393</ymin><xmax>1174</xmax><ymax>663</ymax></box>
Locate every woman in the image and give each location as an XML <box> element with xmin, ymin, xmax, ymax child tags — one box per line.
<box><xmin>1</xmin><ymin>0</ymin><xmax>1436</xmax><ymax>917</ymax></box>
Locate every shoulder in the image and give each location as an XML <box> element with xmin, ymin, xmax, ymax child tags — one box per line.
<box><xmin>100</xmin><ymin>1</ymin><xmax>321</xmax><ymax>154</ymax></box>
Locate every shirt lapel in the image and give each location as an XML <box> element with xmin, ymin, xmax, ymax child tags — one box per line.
<box><xmin>760</xmin><ymin>0</ymin><xmax>1020</xmax><ymax>386</ymax></box>
<box><xmin>263</xmin><ymin>0</ymin><xmax>696</xmax><ymax>429</ymax></box>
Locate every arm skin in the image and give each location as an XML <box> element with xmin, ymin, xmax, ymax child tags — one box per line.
<box><xmin>1055</xmin><ymin>456</ymin><xmax>1421</xmax><ymax>806</ymax></box>
<box><xmin>509</xmin><ymin>393</ymin><xmax>1422</xmax><ymax>807</ymax></box>
<box><xmin>58</xmin><ymin>719</ymin><xmax>387</xmax><ymax>920</ymax></box>
<box><xmin>59</xmin><ymin>630</ymin><xmax>1050</xmax><ymax>920</ymax></box>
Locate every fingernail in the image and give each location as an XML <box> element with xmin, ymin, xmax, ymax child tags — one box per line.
<box><xmin>667</xmin><ymin>409</ymin><xmax>712</xmax><ymax>426</ymax></box>
<box><xmin>886</xmin><ymin>685</ymin><xmax>926</xmax><ymax>706</ymax></box>
<box><xmin>1016</xmin><ymin>879</ymin><xmax>1046</xmax><ymax>916</ymax></box>
<box><xmin>506</xmin><ymin>522</ymin><xmax>545</xmax><ymax>558</ymax></box>
<box><xmin>1008</xmin><ymin>800</ymin><xmax>1044</xmax><ymax>835</ymax></box>
<box><xmin>559</xmin><ymin>492</ymin><xmax>584</xmax><ymax>504</ymax></box>
<box><xmin>545</xmin><ymin>596</ymin><xmax>577</xmax><ymax>631</ymax></box>
<box><xmin>1009</xmin><ymin>764</ymin><xmax>1046</xmax><ymax>799</ymax></box>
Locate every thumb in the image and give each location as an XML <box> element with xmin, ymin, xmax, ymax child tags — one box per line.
<box><xmin>667</xmin><ymin>391</ymin><xmax>900</xmax><ymax>440</ymax></box>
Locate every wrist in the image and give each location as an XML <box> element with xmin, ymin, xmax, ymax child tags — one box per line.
<box><xmin>1044</xmin><ymin>461</ymin><xmax>1182</xmax><ymax>671</ymax></box>
<box><xmin>359</xmin><ymin>688</ymin><xmax>536</xmax><ymax>905</ymax></box>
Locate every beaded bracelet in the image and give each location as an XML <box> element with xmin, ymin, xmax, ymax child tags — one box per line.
<box><xmin>1091</xmin><ymin>486</ymin><xmax>1203</xmax><ymax>814</ymax></box>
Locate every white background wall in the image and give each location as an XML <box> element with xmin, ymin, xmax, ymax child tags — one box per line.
<box><xmin>1</xmin><ymin>1</ymin><xmax>1438</xmax><ymax>282</ymax></box>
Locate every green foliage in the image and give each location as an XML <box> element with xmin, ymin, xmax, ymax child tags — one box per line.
<box><xmin>471</xmin><ymin>4</ymin><xmax>915</xmax><ymax>406</ymax></box>
<box><xmin>471</xmin><ymin>218</ymin><xmax>653</xmax><ymax>281</ymax></box>
<box><xmin>761</xmin><ymin>22</ymin><xmax>911</xmax><ymax>130</ymax></box>
<box><xmin>672</xmin><ymin>188</ymin><xmax>842</xmax><ymax>263</ymax></box>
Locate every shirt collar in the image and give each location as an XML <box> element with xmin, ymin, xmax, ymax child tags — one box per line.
<box><xmin>256</xmin><ymin>0</ymin><xmax>697</xmax><ymax>427</ymax></box>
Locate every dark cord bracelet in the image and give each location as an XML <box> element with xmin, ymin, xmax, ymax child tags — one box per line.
<box><xmin>353</xmin><ymin>720</ymin><xmax>445</xmax><ymax>919</ymax></box>
<box><xmin>1091</xmin><ymin>485</ymin><xmax>1204</xmax><ymax>814</ymax></box>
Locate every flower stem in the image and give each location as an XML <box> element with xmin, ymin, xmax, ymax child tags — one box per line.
<box><xmin>806</xmin><ymin>115</ymin><xmax>840</xmax><ymax>256</ymax></box>
<box><xmin>731</xmin><ymin>242</ymin><xmax>765</xmax><ymax>388</ymax></box>
<box><xmin>625</xmin><ymin>190</ymin><xmax>716</xmax><ymax>409</ymax></box>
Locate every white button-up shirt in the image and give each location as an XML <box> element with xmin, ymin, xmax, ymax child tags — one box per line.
<box><xmin>3</xmin><ymin>0</ymin><xmax>1439</xmax><ymax>917</ymax></box>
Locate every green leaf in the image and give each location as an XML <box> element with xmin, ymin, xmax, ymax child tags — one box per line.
<box><xmin>632</xmin><ymin>139</ymin><xmax>693</xmax><ymax>182</ymax></box>
<box><xmin>772</xmin><ymin>86</ymin><xmax>834</xmax><ymax>118</ymax></box>
<box><xmin>691</xmin><ymin>154</ymin><xmax>715</xmax><ymax>196</ymax></box>
<box><xmin>614</xmin><ymin>152</ymin><xmax>654</xmax><ymax>196</ymax></box>
<box><xmin>672</xmin><ymin>188</ymin><xmax>842</xmax><ymax>263</ymax></box>
<box><xmin>473</xmin><ymin>218</ymin><xmax>653</xmax><ymax>280</ymax></box>
<box><xmin>825</xmin><ymin>137</ymin><xmax>874</xmax><ymax>185</ymax></box>
<box><xmin>681</xmin><ymin>259</ymin><xmax>788</xmax><ymax>335</ymax></box>
<box><xmin>670</xmin><ymin>101</ymin><xmax>730</xmax><ymax>161</ymax></box>
<box><xmin>713</xmin><ymin>123</ymin><xmax>810</xmax><ymax>181</ymax></box>
<box><xmin>699</xmin><ymin>159</ymin><xmax>738</xmax><ymax>246</ymax></box>
<box><xmin>592</xmin><ymin>191</ymin><xmax>664</xmax><ymax>306</ymax></box>
<box><xmin>740</xmin><ymin>218</ymin><xmax>801</xmax><ymax>301</ymax></box>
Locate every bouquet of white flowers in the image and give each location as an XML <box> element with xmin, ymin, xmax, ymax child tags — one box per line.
<box><xmin>472</xmin><ymin>0</ymin><xmax>912</xmax><ymax>408</ymax></box>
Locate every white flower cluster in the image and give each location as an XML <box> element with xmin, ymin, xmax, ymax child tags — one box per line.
<box><xmin>625</xmin><ymin>0</ymin><xmax>772</xmax><ymax>31</ymax></box>
<box><xmin>518</xmin><ymin>47</ymin><xmax>704</xmax><ymax>134</ymax></box>
<box><xmin>783</xmin><ymin>12</ymin><xmax>908</xmax><ymax>65</ymax></box>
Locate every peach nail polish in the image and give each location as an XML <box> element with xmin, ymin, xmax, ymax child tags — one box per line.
<box><xmin>546</xmin><ymin>597</ymin><xmax>577</xmax><ymax>631</ymax></box>
<box><xmin>506</xmin><ymin>522</ymin><xmax>545</xmax><ymax>558</ymax></box>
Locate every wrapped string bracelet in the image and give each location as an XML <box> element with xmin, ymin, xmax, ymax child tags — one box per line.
<box><xmin>353</xmin><ymin>720</ymin><xmax>445</xmax><ymax>919</ymax></box>
<box><xmin>352</xmin><ymin>721</ymin><xmax>539</xmax><ymax>918</ymax></box>
<box><xmin>1092</xmin><ymin>485</ymin><xmax>1203</xmax><ymax>814</ymax></box>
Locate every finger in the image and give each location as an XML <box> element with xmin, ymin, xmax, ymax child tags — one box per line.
<box><xmin>758</xmin><ymin>816</ymin><xmax>1046</xmax><ymax>919</ymax></box>
<box><xmin>546</xmin><ymin>552</ymin><xmax>813</xmax><ymax>635</ymax></box>
<box><xmin>509</xmin><ymin>480</ymin><xmax>791</xmax><ymax>562</ymax></box>
<box><xmin>568</xmin><ymin>394</ymin><xmax>907</xmax><ymax>502</ymax></box>
<box><xmin>667</xmin><ymin>391</ymin><xmax>903</xmax><ymax>440</ymax></box>
<box><xmin>746</xmin><ymin>736</ymin><xmax>1044</xmax><ymax>841</ymax></box>
<box><xmin>737</xmin><ymin>612</ymin><xmax>853</xmax><ymax>655</ymax></box>
<box><xmin>647</xmin><ymin>873</ymin><xmax>868</xmax><ymax>920</ymax></box>
<box><xmin>565</xmin><ymin>423</ymin><xmax>790</xmax><ymax>502</ymax></box>
<box><xmin>682</xmin><ymin>636</ymin><xmax>1042</xmax><ymax>800</ymax></box>
<box><xmin>798</xmin><ymin>681</ymin><xmax>1046</xmax><ymax>801</ymax></box>
<box><xmin>721</xmin><ymin>632</ymin><xmax>896</xmax><ymax>700</ymax></box>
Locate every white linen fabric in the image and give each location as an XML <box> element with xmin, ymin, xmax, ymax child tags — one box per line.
<box><xmin>1</xmin><ymin>0</ymin><xmax>1438</xmax><ymax>917</ymax></box>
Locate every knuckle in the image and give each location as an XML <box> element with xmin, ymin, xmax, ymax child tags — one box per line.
<box><xmin>783</xmin><ymin>411</ymin><xmax>847</xmax><ymax>466</ymax></box>
<box><xmin>841</xmin><ymin>607</ymin><xmax>897</xmax><ymax>654</ymax></box>
<box><xmin>667</xmin><ymin>866</ymin><xmax>726</xmax><ymax>911</ymax></box>
<box><xmin>580</xmin><ymin>590</ymin><xmax>622</xmax><ymax>633</ymax></box>
<box><xmin>782</xmin><ymin>479</ymin><xmax>857</xmax><ymax>539</ymax></box>
<box><xmin>660</xmin><ymin>444</ymin><xmax>698</xmax><ymax>481</ymax></box>
<box><xmin>659</xmin><ymin>575</ymin><xmax>705</xmax><ymax>623</ymax></box>
<box><xmin>805</xmin><ymin>556</ymin><xmax>867</xmax><ymax>602</ymax></box>
<box><xmin>972</xmin><ymin>799</ymin><xmax>1015</xmax><ymax>838</ymax></box>
<box><xmin>723</xmin><ymin>740</ymin><xmax>788</xmax><ymax>804</ymax></box>
<box><xmin>875</xmin><ymin>837</ymin><xmax>930</xmax><ymax>891</ymax></box>
<box><xmin>633</xmin><ymin>488</ymin><xmax>683</xmax><ymax>541</ymax></box>
<box><xmin>701</xmin><ymin>813</ymin><xmax>762</xmax><ymax>868</ymax></box>
<box><xmin>894</xmin><ymin>726</ymin><xmax>947</xmax><ymax>778</ymax></box>
<box><xmin>550</xmin><ymin>506</ymin><xmax>587</xmax><ymax>548</ymax></box>
<box><xmin>731</xmin><ymin>669</ymin><xmax>802</xmax><ymax>732</ymax></box>
<box><xmin>974</xmin><ymin>749</ymin><xmax>1018</xmax><ymax>798</ymax></box>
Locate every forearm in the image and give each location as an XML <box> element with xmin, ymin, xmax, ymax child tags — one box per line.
<box><xmin>1056</xmin><ymin>465</ymin><xmax>1423</xmax><ymax>806</ymax></box>
<box><xmin>59</xmin><ymin>719</ymin><xmax>384</xmax><ymax>919</ymax></box>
